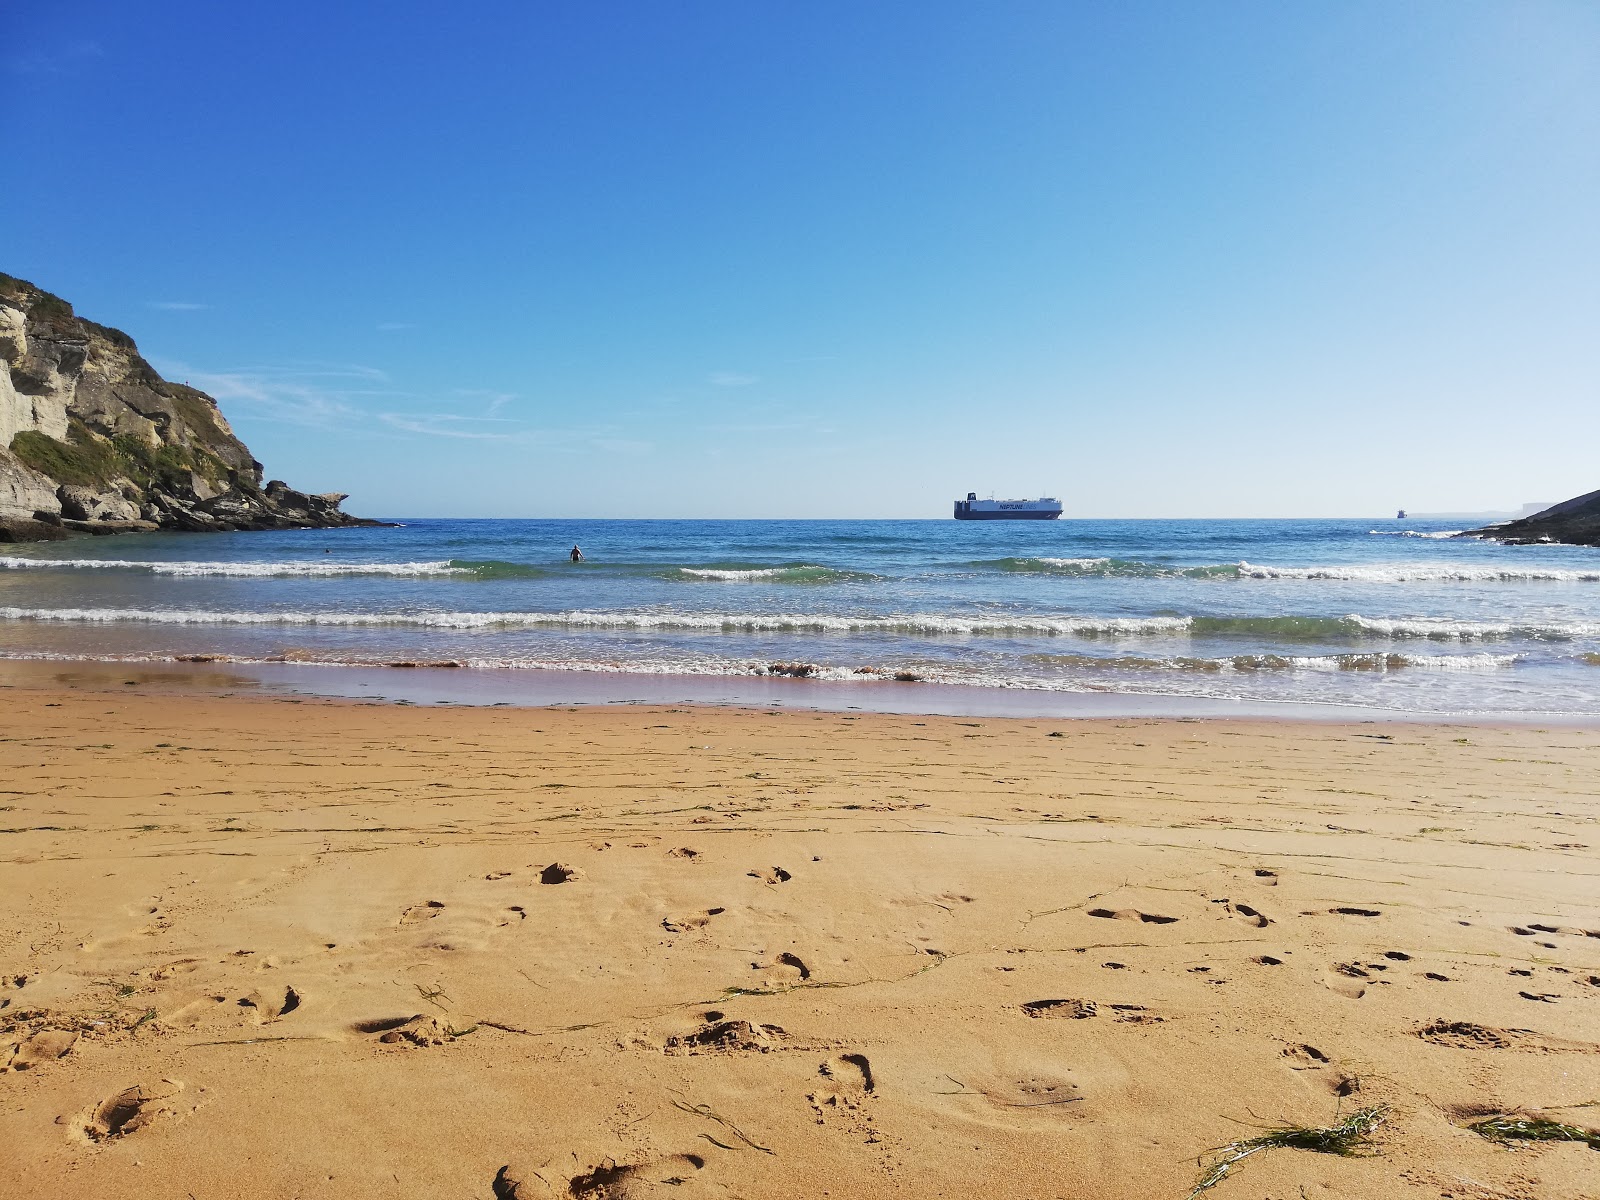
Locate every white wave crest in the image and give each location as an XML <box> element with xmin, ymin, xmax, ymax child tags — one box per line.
<box><xmin>675</xmin><ymin>565</ymin><xmax>845</xmax><ymax>581</ymax></box>
<box><xmin>1271</xmin><ymin>652</ymin><xmax>1522</xmax><ymax>673</ymax></box>
<box><xmin>0</xmin><ymin>556</ymin><xmax>467</xmax><ymax>578</ymax></box>
<box><xmin>0</xmin><ymin>605</ymin><xmax>1191</xmax><ymax>637</ymax></box>
<box><xmin>1366</xmin><ymin>530</ymin><xmax>1464</xmax><ymax>540</ymax></box>
<box><xmin>1347</xmin><ymin>615</ymin><xmax>1600</xmax><ymax>640</ymax></box>
<box><xmin>1236</xmin><ymin>561</ymin><xmax>1600</xmax><ymax>583</ymax></box>
<box><xmin>679</xmin><ymin>567</ymin><xmax>791</xmax><ymax>580</ymax></box>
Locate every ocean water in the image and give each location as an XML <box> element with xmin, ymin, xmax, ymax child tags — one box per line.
<box><xmin>3</xmin><ymin>517</ymin><xmax>1599</xmax><ymax>716</ymax></box>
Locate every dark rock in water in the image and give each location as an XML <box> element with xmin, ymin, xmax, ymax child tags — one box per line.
<box><xmin>1459</xmin><ymin>488</ymin><xmax>1600</xmax><ymax>547</ymax></box>
<box><xmin>0</xmin><ymin>517</ymin><xmax>68</xmax><ymax>542</ymax></box>
<box><xmin>1</xmin><ymin>271</ymin><xmax>386</xmax><ymax>542</ymax></box>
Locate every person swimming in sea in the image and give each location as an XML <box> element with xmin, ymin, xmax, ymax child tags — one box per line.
<box><xmin>570</xmin><ymin>545</ymin><xmax>583</xmax><ymax>562</ymax></box>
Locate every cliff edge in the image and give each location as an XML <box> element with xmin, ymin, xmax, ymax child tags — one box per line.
<box><xmin>1459</xmin><ymin>488</ymin><xmax>1600</xmax><ymax>547</ymax></box>
<box><xmin>1</xmin><ymin>273</ymin><xmax>380</xmax><ymax>542</ymax></box>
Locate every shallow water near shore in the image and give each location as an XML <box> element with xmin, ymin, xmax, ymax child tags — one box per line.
<box><xmin>2</xmin><ymin>516</ymin><xmax>1599</xmax><ymax>716</ymax></box>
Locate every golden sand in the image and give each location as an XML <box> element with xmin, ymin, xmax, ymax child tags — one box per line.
<box><xmin>2</xmin><ymin>680</ymin><xmax>1598</xmax><ymax>1198</ymax></box>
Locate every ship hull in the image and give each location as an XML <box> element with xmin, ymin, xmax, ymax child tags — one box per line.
<box><xmin>953</xmin><ymin>509</ymin><xmax>1061</xmax><ymax>520</ymax></box>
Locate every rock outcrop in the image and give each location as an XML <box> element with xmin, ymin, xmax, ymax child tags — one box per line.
<box><xmin>1459</xmin><ymin>488</ymin><xmax>1600</xmax><ymax>547</ymax></box>
<box><xmin>1</xmin><ymin>272</ymin><xmax>380</xmax><ymax>542</ymax></box>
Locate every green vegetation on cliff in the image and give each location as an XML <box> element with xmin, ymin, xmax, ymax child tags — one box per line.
<box><xmin>10</xmin><ymin>420</ymin><xmax>232</xmax><ymax>495</ymax></box>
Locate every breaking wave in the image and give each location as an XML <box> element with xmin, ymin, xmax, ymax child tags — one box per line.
<box><xmin>1367</xmin><ymin>530</ymin><xmax>1464</xmax><ymax>539</ymax></box>
<box><xmin>668</xmin><ymin>563</ymin><xmax>875</xmax><ymax>583</ymax></box>
<box><xmin>1233</xmin><ymin>561</ymin><xmax>1600</xmax><ymax>583</ymax></box>
<box><xmin>1191</xmin><ymin>615</ymin><xmax>1600</xmax><ymax>641</ymax></box>
<box><xmin>0</xmin><ymin>605</ymin><xmax>1191</xmax><ymax>636</ymax></box>
<box><xmin>982</xmin><ymin>557</ymin><xmax>1600</xmax><ymax>583</ymax></box>
<box><xmin>2</xmin><ymin>606</ymin><xmax>1595</xmax><ymax>643</ymax></box>
<box><xmin>976</xmin><ymin>557</ymin><xmax>1239</xmax><ymax>578</ymax></box>
<box><xmin>0</xmin><ymin>555</ymin><xmax>473</xmax><ymax>578</ymax></box>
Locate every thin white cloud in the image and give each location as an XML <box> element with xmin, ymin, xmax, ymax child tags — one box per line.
<box><xmin>447</xmin><ymin>389</ymin><xmax>517</xmax><ymax>418</ymax></box>
<box><xmin>379</xmin><ymin>413</ymin><xmax>521</xmax><ymax>440</ymax></box>
<box><xmin>158</xmin><ymin>360</ymin><xmax>393</xmax><ymax>430</ymax></box>
<box><xmin>709</xmin><ymin>371</ymin><xmax>760</xmax><ymax>387</ymax></box>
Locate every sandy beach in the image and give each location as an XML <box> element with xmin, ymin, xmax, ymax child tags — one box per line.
<box><xmin>3</xmin><ymin>676</ymin><xmax>1598</xmax><ymax>1199</ymax></box>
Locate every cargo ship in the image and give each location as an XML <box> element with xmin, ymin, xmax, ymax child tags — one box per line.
<box><xmin>953</xmin><ymin>492</ymin><xmax>1063</xmax><ymax>520</ymax></box>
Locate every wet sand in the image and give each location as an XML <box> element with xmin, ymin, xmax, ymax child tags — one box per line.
<box><xmin>2</xmin><ymin>678</ymin><xmax>1598</xmax><ymax>1199</ymax></box>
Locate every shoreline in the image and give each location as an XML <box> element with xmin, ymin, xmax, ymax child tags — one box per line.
<box><xmin>3</xmin><ymin>653</ymin><xmax>1597</xmax><ymax>724</ymax></box>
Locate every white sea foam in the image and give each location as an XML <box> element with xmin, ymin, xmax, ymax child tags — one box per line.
<box><xmin>1235</xmin><ymin>561</ymin><xmax>1600</xmax><ymax>583</ymax></box>
<box><xmin>1366</xmin><ymin>530</ymin><xmax>1464</xmax><ymax>540</ymax></box>
<box><xmin>1032</xmin><ymin>650</ymin><xmax>1526</xmax><ymax>673</ymax></box>
<box><xmin>678</xmin><ymin>567</ymin><xmax>796</xmax><ymax>580</ymax></box>
<box><xmin>1270</xmin><ymin>652</ymin><xmax>1522</xmax><ymax>673</ymax></box>
<box><xmin>0</xmin><ymin>556</ymin><xmax>468</xmax><ymax>578</ymax></box>
<box><xmin>1346</xmin><ymin>615</ymin><xmax>1600</xmax><ymax>640</ymax></box>
<box><xmin>0</xmin><ymin>605</ymin><xmax>1191</xmax><ymax>637</ymax></box>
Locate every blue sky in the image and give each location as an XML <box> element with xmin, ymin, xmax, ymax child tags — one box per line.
<box><xmin>6</xmin><ymin>1</ymin><xmax>1598</xmax><ymax>518</ymax></box>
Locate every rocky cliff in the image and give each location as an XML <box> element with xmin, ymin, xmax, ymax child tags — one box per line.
<box><xmin>1</xmin><ymin>273</ymin><xmax>378</xmax><ymax>542</ymax></box>
<box><xmin>1460</xmin><ymin>488</ymin><xmax>1600</xmax><ymax>548</ymax></box>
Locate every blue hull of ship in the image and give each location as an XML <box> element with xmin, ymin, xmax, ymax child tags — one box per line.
<box><xmin>952</xmin><ymin>510</ymin><xmax>1061</xmax><ymax>520</ymax></box>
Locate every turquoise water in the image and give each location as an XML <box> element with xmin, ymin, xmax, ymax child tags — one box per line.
<box><xmin>3</xmin><ymin>517</ymin><xmax>1599</xmax><ymax>715</ymax></box>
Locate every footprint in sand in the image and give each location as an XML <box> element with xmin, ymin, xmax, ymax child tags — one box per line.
<box><xmin>76</xmin><ymin>1079</ymin><xmax>185</xmax><ymax>1142</ymax></box>
<box><xmin>1022</xmin><ymin>998</ymin><xmax>1098</xmax><ymax>1019</ymax></box>
<box><xmin>3</xmin><ymin>1028</ymin><xmax>78</xmax><ymax>1072</ymax></box>
<box><xmin>238</xmin><ymin>985</ymin><xmax>302</xmax><ymax>1022</ymax></box>
<box><xmin>1322</xmin><ymin>966</ymin><xmax>1367</xmax><ymax>999</ymax></box>
<box><xmin>1253</xmin><ymin>868</ymin><xmax>1279</xmax><ymax>886</ymax></box>
<box><xmin>748</xmin><ymin>951</ymin><xmax>811</xmax><ymax>988</ymax></box>
<box><xmin>808</xmin><ymin>1053</ymin><xmax>875</xmax><ymax>1121</ymax></box>
<box><xmin>541</xmin><ymin>863</ymin><xmax>583</xmax><ymax>884</ymax></box>
<box><xmin>354</xmin><ymin>1014</ymin><xmax>453</xmax><ymax>1047</ymax></box>
<box><xmin>1413</xmin><ymin>1019</ymin><xmax>1594</xmax><ymax>1053</ymax></box>
<box><xmin>1086</xmin><ymin>908</ymin><xmax>1178</xmax><ymax>925</ymax></box>
<box><xmin>662</xmin><ymin>907</ymin><xmax>725</xmax><ymax>934</ymax></box>
<box><xmin>746</xmin><ymin>866</ymin><xmax>793</xmax><ymax>884</ymax></box>
<box><xmin>492</xmin><ymin>1164</ymin><xmax>550</xmax><ymax>1198</ymax></box>
<box><xmin>1416</xmin><ymin>1019</ymin><xmax>1512</xmax><ymax>1049</ymax></box>
<box><xmin>401</xmin><ymin>900</ymin><xmax>445</xmax><ymax>924</ymax></box>
<box><xmin>1281</xmin><ymin>1043</ymin><xmax>1331</xmax><ymax>1069</ymax></box>
<box><xmin>564</xmin><ymin>1154</ymin><xmax>708</xmax><ymax>1198</ymax></box>
<box><xmin>1226</xmin><ymin>901</ymin><xmax>1270</xmax><ymax>928</ymax></box>
<box><xmin>664</xmin><ymin>1017</ymin><xmax>787</xmax><ymax>1055</ymax></box>
<box><xmin>1106</xmin><ymin>1003</ymin><xmax>1161</xmax><ymax>1024</ymax></box>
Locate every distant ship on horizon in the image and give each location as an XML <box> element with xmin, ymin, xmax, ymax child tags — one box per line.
<box><xmin>953</xmin><ymin>492</ymin><xmax>1063</xmax><ymax>520</ymax></box>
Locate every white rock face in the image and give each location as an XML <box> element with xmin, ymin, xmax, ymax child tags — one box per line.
<box><xmin>0</xmin><ymin>303</ymin><xmax>71</xmax><ymax>444</ymax></box>
<box><xmin>0</xmin><ymin>448</ymin><xmax>61</xmax><ymax>520</ymax></box>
